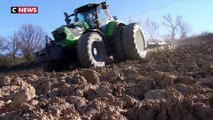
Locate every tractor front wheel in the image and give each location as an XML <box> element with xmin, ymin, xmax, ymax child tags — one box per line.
<box><xmin>77</xmin><ymin>32</ymin><xmax>107</xmax><ymax>67</ymax></box>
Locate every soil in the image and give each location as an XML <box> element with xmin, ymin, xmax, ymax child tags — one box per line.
<box><xmin>0</xmin><ymin>40</ymin><xmax>213</xmax><ymax>120</ymax></box>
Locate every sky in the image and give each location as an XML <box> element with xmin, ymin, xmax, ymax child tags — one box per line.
<box><xmin>0</xmin><ymin>0</ymin><xmax>213</xmax><ymax>39</ymax></box>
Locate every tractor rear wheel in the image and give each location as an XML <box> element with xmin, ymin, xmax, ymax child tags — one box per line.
<box><xmin>122</xmin><ymin>23</ymin><xmax>147</xmax><ymax>59</ymax></box>
<box><xmin>111</xmin><ymin>26</ymin><xmax>126</xmax><ymax>62</ymax></box>
<box><xmin>77</xmin><ymin>32</ymin><xmax>106</xmax><ymax>67</ymax></box>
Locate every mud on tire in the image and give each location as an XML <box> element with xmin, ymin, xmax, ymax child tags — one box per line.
<box><xmin>122</xmin><ymin>23</ymin><xmax>147</xmax><ymax>59</ymax></box>
<box><xmin>77</xmin><ymin>32</ymin><xmax>107</xmax><ymax>67</ymax></box>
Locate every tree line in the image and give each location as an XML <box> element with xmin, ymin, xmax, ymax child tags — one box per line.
<box><xmin>0</xmin><ymin>24</ymin><xmax>46</xmax><ymax>69</ymax></box>
<box><xmin>131</xmin><ymin>13</ymin><xmax>191</xmax><ymax>41</ymax></box>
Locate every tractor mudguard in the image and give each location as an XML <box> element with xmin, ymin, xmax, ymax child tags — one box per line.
<box><xmin>105</xmin><ymin>20</ymin><xmax>126</xmax><ymax>37</ymax></box>
<box><xmin>35</xmin><ymin>45</ymin><xmax>63</xmax><ymax>63</ymax></box>
<box><xmin>84</xmin><ymin>29</ymin><xmax>104</xmax><ymax>37</ymax></box>
<box><xmin>104</xmin><ymin>21</ymin><xmax>126</xmax><ymax>56</ymax></box>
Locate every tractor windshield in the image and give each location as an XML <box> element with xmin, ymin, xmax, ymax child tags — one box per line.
<box><xmin>76</xmin><ymin>9</ymin><xmax>98</xmax><ymax>28</ymax></box>
<box><xmin>75</xmin><ymin>3</ymin><xmax>114</xmax><ymax>28</ymax></box>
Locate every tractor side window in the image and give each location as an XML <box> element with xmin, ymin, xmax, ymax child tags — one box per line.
<box><xmin>76</xmin><ymin>14</ymin><xmax>83</xmax><ymax>22</ymax></box>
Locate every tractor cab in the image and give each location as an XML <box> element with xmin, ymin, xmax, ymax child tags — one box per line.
<box><xmin>65</xmin><ymin>2</ymin><xmax>114</xmax><ymax>29</ymax></box>
<box><xmin>75</xmin><ymin>5</ymin><xmax>98</xmax><ymax>28</ymax></box>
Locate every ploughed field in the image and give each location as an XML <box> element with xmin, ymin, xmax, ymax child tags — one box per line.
<box><xmin>0</xmin><ymin>40</ymin><xmax>213</xmax><ymax>120</ymax></box>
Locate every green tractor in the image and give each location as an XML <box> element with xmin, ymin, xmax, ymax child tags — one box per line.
<box><xmin>35</xmin><ymin>2</ymin><xmax>147</xmax><ymax>71</ymax></box>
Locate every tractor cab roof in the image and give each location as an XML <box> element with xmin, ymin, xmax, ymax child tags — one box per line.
<box><xmin>74</xmin><ymin>3</ymin><xmax>99</xmax><ymax>13</ymax></box>
<box><xmin>74</xmin><ymin>2</ymin><xmax>107</xmax><ymax>13</ymax></box>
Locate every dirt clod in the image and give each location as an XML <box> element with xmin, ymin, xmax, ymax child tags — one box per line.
<box><xmin>0</xmin><ymin>40</ymin><xmax>213</xmax><ymax>119</ymax></box>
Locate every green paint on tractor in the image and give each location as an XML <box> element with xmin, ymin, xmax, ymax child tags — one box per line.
<box><xmin>52</xmin><ymin>21</ymin><xmax>90</xmax><ymax>47</ymax></box>
<box><xmin>106</xmin><ymin>21</ymin><xmax>117</xmax><ymax>37</ymax></box>
<box><xmin>75</xmin><ymin>22</ymin><xmax>90</xmax><ymax>30</ymax></box>
<box><xmin>57</xmin><ymin>29</ymin><xmax>78</xmax><ymax>47</ymax></box>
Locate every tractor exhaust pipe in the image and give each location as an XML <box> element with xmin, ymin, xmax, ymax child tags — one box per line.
<box><xmin>45</xmin><ymin>35</ymin><xmax>48</xmax><ymax>45</ymax></box>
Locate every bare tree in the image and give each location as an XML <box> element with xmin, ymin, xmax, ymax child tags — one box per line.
<box><xmin>9</xmin><ymin>33</ymin><xmax>21</xmax><ymax>61</ymax></box>
<box><xmin>128</xmin><ymin>16</ymin><xmax>133</xmax><ymax>24</ymax></box>
<box><xmin>162</xmin><ymin>14</ymin><xmax>182</xmax><ymax>39</ymax></box>
<box><xmin>15</xmin><ymin>24</ymin><xmax>46</xmax><ymax>62</ymax></box>
<box><xmin>179</xmin><ymin>21</ymin><xmax>191</xmax><ymax>39</ymax></box>
<box><xmin>143</xmin><ymin>18</ymin><xmax>159</xmax><ymax>40</ymax></box>
<box><xmin>0</xmin><ymin>36</ymin><xmax>10</xmax><ymax>55</ymax></box>
<box><xmin>129</xmin><ymin>16</ymin><xmax>142</xmax><ymax>26</ymax></box>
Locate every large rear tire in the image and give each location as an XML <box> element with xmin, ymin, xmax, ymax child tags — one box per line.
<box><xmin>122</xmin><ymin>23</ymin><xmax>147</xmax><ymax>59</ymax></box>
<box><xmin>111</xmin><ymin>26</ymin><xmax>126</xmax><ymax>62</ymax></box>
<box><xmin>77</xmin><ymin>32</ymin><xmax>106</xmax><ymax>67</ymax></box>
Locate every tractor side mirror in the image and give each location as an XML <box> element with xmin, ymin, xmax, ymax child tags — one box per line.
<box><xmin>101</xmin><ymin>2</ymin><xmax>108</xmax><ymax>9</ymax></box>
<box><xmin>75</xmin><ymin>17</ymin><xmax>79</xmax><ymax>22</ymax></box>
<box><xmin>113</xmin><ymin>16</ymin><xmax>118</xmax><ymax>20</ymax></box>
<box><xmin>64</xmin><ymin>12</ymin><xmax>71</xmax><ymax>24</ymax></box>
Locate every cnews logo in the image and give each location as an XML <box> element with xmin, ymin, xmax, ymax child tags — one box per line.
<box><xmin>11</xmin><ymin>6</ymin><xmax>38</xmax><ymax>14</ymax></box>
